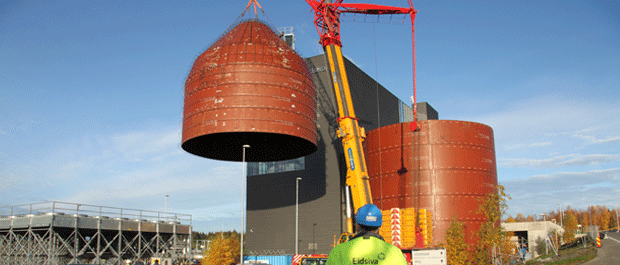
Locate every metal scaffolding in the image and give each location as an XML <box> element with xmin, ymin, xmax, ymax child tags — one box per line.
<box><xmin>0</xmin><ymin>201</ymin><xmax>192</xmax><ymax>265</ymax></box>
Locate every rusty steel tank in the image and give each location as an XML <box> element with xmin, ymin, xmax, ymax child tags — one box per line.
<box><xmin>365</xmin><ymin>120</ymin><xmax>498</xmax><ymax>245</ymax></box>
<box><xmin>182</xmin><ymin>19</ymin><xmax>317</xmax><ymax>162</ymax></box>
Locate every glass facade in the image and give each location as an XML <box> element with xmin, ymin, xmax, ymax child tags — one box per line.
<box><xmin>399</xmin><ymin>99</ymin><xmax>414</xmax><ymax>123</ymax></box>
<box><xmin>247</xmin><ymin>157</ymin><xmax>305</xmax><ymax>176</ymax></box>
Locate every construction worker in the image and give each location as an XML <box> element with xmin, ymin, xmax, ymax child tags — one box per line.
<box><xmin>326</xmin><ymin>204</ymin><xmax>407</xmax><ymax>265</ymax></box>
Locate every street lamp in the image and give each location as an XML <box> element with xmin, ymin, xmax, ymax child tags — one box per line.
<box><xmin>616</xmin><ymin>203</ymin><xmax>620</xmax><ymax>232</ymax></box>
<box><xmin>241</xmin><ymin>144</ymin><xmax>250</xmax><ymax>264</ymax></box>
<box><xmin>312</xmin><ymin>223</ymin><xmax>317</xmax><ymax>255</ymax></box>
<box><xmin>558</xmin><ymin>203</ymin><xmax>563</xmax><ymax>227</ymax></box>
<box><xmin>164</xmin><ymin>194</ymin><xmax>169</xmax><ymax>220</ymax></box>
<box><xmin>296</xmin><ymin>177</ymin><xmax>302</xmax><ymax>255</ymax></box>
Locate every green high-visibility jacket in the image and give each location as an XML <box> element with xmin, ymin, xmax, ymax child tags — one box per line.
<box><xmin>325</xmin><ymin>232</ymin><xmax>407</xmax><ymax>265</ymax></box>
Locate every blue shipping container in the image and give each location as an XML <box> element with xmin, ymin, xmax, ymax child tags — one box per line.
<box><xmin>244</xmin><ymin>255</ymin><xmax>293</xmax><ymax>265</ymax></box>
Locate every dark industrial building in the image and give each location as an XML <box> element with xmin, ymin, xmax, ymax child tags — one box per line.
<box><xmin>245</xmin><ymin>53</ymin><xmax>437</xmax><ymax>255</ymax></box>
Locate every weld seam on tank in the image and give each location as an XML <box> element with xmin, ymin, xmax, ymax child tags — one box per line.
<box><xmin>199</xmin><ymin>81</ymin><xmax>314</xmax><ymax>93</ymax></box>
<box><xmin>365</xmin><ymin>144</ymin><xmax>494</xmax><ymax>152</ymax></box>
<box><xmin>180</xmin><ymin>111</ymin><xmax>314</xmax><ymax>125</ymax></box>
<box><xmin>184</xmin><ymin>126</ymin><xmax>317</xmax><ymax>139</ymax></box>
<box><xmin>199</xmin><ymin>66</ymin><xmax>313</xmax><ymax>81</ymax></box>
<box><xmin>369</xmin><ymin>167</ymin><xmax>494</xmax><ymax>172</ymax></box>
<box><xmin>184</xmin><ymin>89</ymin><xmax>315</xmax><ymax>104</ymax></box>
<box><xmin>183</xmin><ymin>97</ymin><xmax>317</xmax><ymax>114</ymax></box>
<box><xmin>208</xmin><ymin>93</ymin><xmax>313</xmax><ymax>105</ymax></box>
<box><xmin>183</xmin><ymin>118</ymin><xmax>317</xmax><ymax>130</ymax></box>
<box><xmin>201</xmin><ymin>62</ymin><xmax>313</xmax><ymax>76</ymax></box>
<box><xmin>182</xmin><ymin>107</ymin><xmax>317</xmax><ymax>122</ymax></box>
<box><xmin>185</xmin><ymin>84</ymin><xmax>315</xmax><ymax>98</ymax></box>
<box><xmin>185</xmin><ymin>81</ymin><xmax>315</xmax><ymax>97</ymax></box>
<box><xmin>185</xmin><ymin>82</ymin><xmax>315</xmax><ymax>99</ymax></box>
<box><xmin>183</xmin><ymin>119</ymin><xmax>318</xmax><ymax>135</ymax></box>
<box><xmin>366</xmin><ymin>143</ymin><xmax>493</xmax><ymax>149</ymax></box>
<box><xmin>182</xmin><ymin>105</ymin><xmax>317</xmax><ymax>119</ymax></box>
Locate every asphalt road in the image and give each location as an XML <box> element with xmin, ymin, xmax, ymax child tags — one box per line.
<box><xmin>583</xmin><ymin>231</ymin><xmax>620</xmax><ymax>265</ymax></box>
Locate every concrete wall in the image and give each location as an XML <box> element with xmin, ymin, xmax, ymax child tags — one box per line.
<box><xmin>502</xmin><ymin>221</ymin><xmax>564</xmax><ymax>257</ymax></box>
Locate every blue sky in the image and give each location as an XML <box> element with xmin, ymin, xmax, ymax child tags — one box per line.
<box><xmin>1</xmin><ymin>0</ymin><xmax>619</xmax><ymax>232</ymax></box>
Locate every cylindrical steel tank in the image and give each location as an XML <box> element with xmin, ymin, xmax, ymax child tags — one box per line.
<box><xmin>365</xmin><ymin>120</ymin><xmax>497</xmax><ymax>245</ymax></box>
<box><xmin>182</xmin><ymin>19</ymin><xmax>317</xmax><ymax>162</ymax></box>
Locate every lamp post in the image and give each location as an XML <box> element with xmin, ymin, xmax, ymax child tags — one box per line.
<box><xmin>558</xmin><ymin>203</ymin><xmax>563</xmax><ymax>227</ymax></box>
<box><xmin>296</xmin><ymin>177</ymin><xmax>302</xmax><ymax>255</ymax></box>
<box><xmin>616</xmin><ymin>203</ymin><xmax>620</xmax><ymax>232</ymax></box>
<box><xmin>312</xmin><ymin>223</ymin><xmax>317</xmax><ymax>255</ymax></box>
<box><xmin>241</xmin><ymin>144</ymin><xmax>250</xmax><ymax>264</ymax></box>
<box><xmin>164</xmin><ymin>194</ymin><xmax>169</xmax><ymax>220</ymax></box>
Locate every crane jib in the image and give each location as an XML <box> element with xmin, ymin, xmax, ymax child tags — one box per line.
<box><xmin>348</xmin><ymin>148</ymin><xmax>355</xmax><ymax>170</ymax></box>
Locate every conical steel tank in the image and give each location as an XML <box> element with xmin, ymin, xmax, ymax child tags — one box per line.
<box><xmin>182</xmin><ymin>20</ymin><xmax>317</xmax><ymax>162</ymax></box>
<box><xmin>365</xmin><ymin>120</ymin><xmax>497</xmax><ymax>245</ymax></box>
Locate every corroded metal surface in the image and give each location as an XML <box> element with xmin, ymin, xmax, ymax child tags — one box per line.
<box><xmin>365</xmin><ymin>120</ymin><xmax>497</xmax><ymax>245</ymax></box>
<box><xmin>182</xmin><ymin>20</ymin><xmax>317</xmax><ymax>162</ymax></box>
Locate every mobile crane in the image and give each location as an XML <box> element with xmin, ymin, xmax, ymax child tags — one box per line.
<box><xmin>304</xmin><ymin>0</ymin><xmax>418</xmax><ymax>244</ymax></box>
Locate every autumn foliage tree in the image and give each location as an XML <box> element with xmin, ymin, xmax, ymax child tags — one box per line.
<box><xmin>203</xmin><ymin>232</ymin><xmax>241</xmax><ymax>265</ymax></box>
<box><xmin>442</xmin><ymin>217</ymin><xmax>469</xmax><ymax>265</ymax></box>
<box><xmin>562</xmin><ymin>212</ymin><xmax>579</xmax><ymax>244</ymax></box>
<box><xmin>470</xmin><ymin>185</ymin><xmax>514</xmax><ymax>265</ymax></box>
<box><xmin>443</xmin><ymin>185</ymin><xmax>514</xmax><ymax>265</ymax></box>
<box><xmin>507</xmin><ymin>205</ymin><xmax>619</xmax><ymax>232</ymax></box>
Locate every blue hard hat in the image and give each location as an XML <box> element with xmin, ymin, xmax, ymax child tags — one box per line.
<box><xmin>355</xmin><ymin>204</ymin><xmax>383</xmax><ymax>227</ymax></box>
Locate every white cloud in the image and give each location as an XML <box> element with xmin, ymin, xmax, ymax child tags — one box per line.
<box><xmin>2</xmin><ymin>125</ymin><xmax>243</xmax><ymax>215</ymax></box>
<box><xmin>189</xmin><ymin>202</ymin><xmax>243</xmax><ymax>222</ymax></box>
<box><xmin>529</xmin><ymin>142</ymin><xmax>552</xmax><ymax>147</ymax></box>
<box><xmin>473</xmin><ymin>95</ymin><xmax>620</xmax><ymax>144</ymax></box>
<box><xmin>572</xmin><ymin>133</ymin><xmax>620</xmax><ymax>144</ymax></box>
<box><xmin>110</xmin><ymin>129</ymin><xmax>181</xmax><ymax>160</ymax></box>
<box><xmin>500</xmin><ymin>154</ymin><xmax>620</xmax><ymax>168</ymax></box>
<box><xmin>503</xmin><ymin>168</ymin><xmax>620</xmax><ymax>216</ymax></box>
<box><xmin>506</xmin><ymin>142</ymin><xmax>552</xmax><ymax>150</ymax></box>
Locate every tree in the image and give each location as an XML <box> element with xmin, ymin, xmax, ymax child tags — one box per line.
<box><xmin>534</xmin><ymin>236</ymin><xmax>547</xmax><ymax>256</ymax></box>
<box><xmin>515</xmin><ymin>213</ymin><xmax>526</xmax><ymax>222</ymax></box>
<box><xmin>526</xmin><ymin>215</ymin><xmax>534</xmax><ymax>222</ymax></box>
<box><xmin>442</xmin><ymin>217</ymin><xmax>469</xmax><ymax>265</ymax></box>
<box><xmin>504</xmin><ymin>216</ymin><xmax>516</xmax><ymax>223</ymax></box>
<box><xmin>203</xmin><ymin>232</ymin><xmax>241</xmax><ymax>265</ymax></box>
<box><xmin>562</xmin><ymin>211</ymin><xmax>579</xmax><ymax>244</ymax></box>
<box><xmin>470</xmin><ymin>185</ymin><xmax>515</xmax><ymax>265</ymax></box>
<box><xmin>610</xmin><ymin>208</ymin><xmax>619</xmax><ymax>230</ymax></box>
<box><xmin>598</xmin><ymin>205</ymin><xmax>611</xmax><ymax>230</ymax></box>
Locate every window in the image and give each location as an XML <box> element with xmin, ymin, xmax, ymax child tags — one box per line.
<box><xmin>247</xmin><ymin>157</ymin><xmax>305</xmax><ymax>176</ymax></box>
<box><xmin>399</xmin><ymin>100</ymin><xmax>414</xmax><ymax>123</ymax></box>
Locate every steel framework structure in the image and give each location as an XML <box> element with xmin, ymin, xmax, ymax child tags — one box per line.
<box><xmin>0</xmin><ymin>201</ymin><xmax>192</xmax><ymax>265</ymax></box>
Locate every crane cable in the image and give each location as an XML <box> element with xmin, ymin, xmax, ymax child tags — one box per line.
<box><xmin>237</xmin><ymin>0</ymin><xmax>280</xmax><ymax>34</ymax></box>
<box><xmin>408</xmin><ymin>0</ymin><xmax>418</xmax><ymax>126</ymax></box>
<box><xmin>372</xmin><ymin>21</ymin><xmax>383</xmax><ymax>210</ymax></box>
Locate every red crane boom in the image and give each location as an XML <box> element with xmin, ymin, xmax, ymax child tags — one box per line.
<box><xmin>304</xmin><ymin>0</ymin><xmax>420</xmax><ymax>244</ymax></box>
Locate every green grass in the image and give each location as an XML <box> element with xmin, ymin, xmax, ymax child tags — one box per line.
<box><xmin>548</xmin><ymin>253</ymin><xmax>596</xmax><ymax>264</ymax></box>
<box><xmin>525</xmin><ymin>244</ymin><xmax>596</xmax><ymax>265</ymax></box>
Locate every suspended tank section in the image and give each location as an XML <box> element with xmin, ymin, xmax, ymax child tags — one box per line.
<box><xmin>182</xmin><ymin>19</ymin><xmax>317</xmax><ymax>162</ymax></box>
<box><xmin>365</xmin><ymin>120</ymin><xmax>498</xmax><ymax>245</ymax></box>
